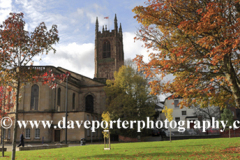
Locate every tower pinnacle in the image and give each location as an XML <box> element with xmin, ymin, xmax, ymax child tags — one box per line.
<box><xmin>114</xmin><ymin>14</ymin><xmax>118</xmax><ymax>31</ymax></box>
<box><xmin>95</xmin><ymin>17</ymin><xmax>99</xmax><ymax>34</ymax></box>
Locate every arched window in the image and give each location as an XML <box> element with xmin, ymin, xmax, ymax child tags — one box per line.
<box><xmin>85</xmin><ymin>95</ymin><xmax>94</xmax><ymax>113</ymax></box>
<box><xmin>72</xmin><ymin>93</ymin><xmax>75</xmax><ymax>110</ymax></box>
<box><xmin>103</xmin><ymin>41</ymin><xmax>111</xmax><ymax>58</ymax></box>
<box><xmin>57</xmin><ymin>88</ymin><xmax>61</xmax><ymax>107</ymax></box>
<box><xmin>30</xmin><ymin>84</ymin><xmax>39</xmax><ymax>110</ymax></box>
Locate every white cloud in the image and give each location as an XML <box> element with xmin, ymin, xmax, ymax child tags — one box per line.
<box><xmin>37</xmin><ymin>42</ymin><xmax>95</xmax><ymax>78</ymax></box>
<box><xmin>77</xmin><ymin>8</ymin><xmax>84</xmax><ymax>17</ymax></box>
<box><xmin>76</xmin><ymin>3</ymin><xmax>110</xmax><ymax>28</ymax></box>
<box><xmin>12</xmin><ymin>0</ymin><xmax>109</xmax><ymax>44</ymax></box>
<box><xmin>0</xmin><ymin>0</ymin><xmax>12</xmax><ymax>23</ymax></box>
<box><xmin>15</xmin><ymin>0</ymin><xmax>69</xmax><ymax>31</ymax></box>
<box><xmin>123</xmin><ymin>32</ymin><xmax>151</xmax><ymax>62</ymax></box>
<box><xmin>0</xmin><ymin>0</ymin><xmax>11</xmax><ymax>8</ymax></box>
<box><xmin>93</xmin><ymin>3</ymin><xmax>101</xmax><ymax>10</ymax></box>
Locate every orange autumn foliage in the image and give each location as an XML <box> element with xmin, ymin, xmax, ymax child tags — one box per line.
<box><xmin>133</xmin><ymin>0</ymin><xmax>240</xmax><ymax>109</ymax></box>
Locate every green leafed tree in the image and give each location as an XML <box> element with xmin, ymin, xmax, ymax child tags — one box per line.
<box><xmin>104</xmin><ymin>65</ymin><xmax>156</xmax><ymax>138</ymax></box>
<box><xmin>220</xmin><ymin>108</ymin><xmax>234</xmax><ymax>138</ymax></box>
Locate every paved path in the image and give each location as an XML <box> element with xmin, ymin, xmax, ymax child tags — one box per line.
<box><xmin>1</xmin><ymin>144</ymin><xmax>19</xmax><ymax>152</ymax></box>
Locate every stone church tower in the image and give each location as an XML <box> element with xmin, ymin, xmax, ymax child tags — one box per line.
<box><xmin>94</xmin><ymin>14</ymin><xmax>124</xmax><ymax>80</ymax></box>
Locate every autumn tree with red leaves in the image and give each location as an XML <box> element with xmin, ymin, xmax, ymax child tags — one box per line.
<box><xmin>32</xmin><ymin>69</ymin><xmax>71</xmax><ymax>89</ymax></box>
<box><xmin>133</xmin><ymin>0</ymin><xmax>240</xmax><ymax>109</ymax></box>
<box><xmin>0</xmin><ymin>13</ymin><xmax>59</xmax><ymax>160</ymax></box>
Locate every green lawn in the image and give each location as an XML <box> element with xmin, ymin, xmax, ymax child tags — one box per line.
<box><xmin>1</xmin><ymin>138</ymin><xmax>240</xmax><ymax>160</ymax></box>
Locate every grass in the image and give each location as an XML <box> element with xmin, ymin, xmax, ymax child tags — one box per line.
<box><xmin>1</xmin><ymin>137</ymin><xmax>240</xmax><ymax>159</ymax></box>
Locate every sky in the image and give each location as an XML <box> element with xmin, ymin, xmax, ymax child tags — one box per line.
<box><xmin>0</xmin><ymin>0</ymin><xmax>171</xmax><ymax>101</ymax></box>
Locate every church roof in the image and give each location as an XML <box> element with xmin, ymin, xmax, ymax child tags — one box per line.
<box><xmin>57</xmin><ymin>67</ymin><xmax>106</xmax><ymax>87</ymax></box>
<box><xmin>22</xmin><ymin>65</ymin><xmax>106</xmax><ymax>88</ymax></box>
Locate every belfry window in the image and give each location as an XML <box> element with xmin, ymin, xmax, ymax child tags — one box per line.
<box><xmin>30</xmin><ymin>84</ymin><xmax>39</xmax><ymax>110</ymax></box>
<box><xmin>103</xmin><ymin>41</ymin><xmax>111</xmax><ymax>58</ymax></box>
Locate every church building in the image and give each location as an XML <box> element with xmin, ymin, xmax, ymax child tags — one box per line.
<box><xmin>5</xmin><ymin>14</ymin><xmax>124</xmax><ymax>143</ymax></box>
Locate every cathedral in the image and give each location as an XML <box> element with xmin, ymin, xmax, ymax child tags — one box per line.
<box><xmin>5</xmin><ymin>14</ymin><xmax>124</xmax><ymax>143</ymax></box>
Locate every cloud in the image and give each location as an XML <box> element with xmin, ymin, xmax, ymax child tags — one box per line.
<box><xmin>82</xmin><ymin>3</ymin><xmax>111</xmax><ymax>28</ymax></box>
<box><xmin>36</xmin><ymin>42</ymin><xmax>95</xmax><ymax>78</ymax></box>
<box><xmin>76</xmin><ymin>8</ymin><xmax>84</xmax><ymax>17</ymax></box>
<box><xmin>0</xmin><ymin>0</ymin><xmax>12</xmax><ymax>23</ymax></box>
<box><xmin>12</xmin><ymin>0</ymin><xmax>112</xmax><ymax>44</ymax></box>
<box><xmin>123</xmin><ymin>32</ymin><xmax>153</xmax><ymax>63</ymax></box>
<box><xmin>14</xmin><ymin>0</ymin><xmax>69</xmax><ymax>31</ymax></box>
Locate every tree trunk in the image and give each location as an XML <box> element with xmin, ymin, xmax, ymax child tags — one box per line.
<box><xmin>2</xmin><ymin>128</ymin><xmax>4</xmax><ymax>157</ymax></box>
<box><xmin>224</xmin><ymin>55</ymin><xmax>240</xmax><ymax>108</ymax></box>
<box><xmin>2</xmin><ymin>87</ymin><xmax>6</xmax><ymax>157</ymax></box>
<box><xmin>11</xmin><ymin>79</ymin><xmax>20</xmax><ymax>160</ymax></box>
<box><xmin>229</xmin><ymin>128</ymin><xmax>231</xmax><ymax>138</ymax></box>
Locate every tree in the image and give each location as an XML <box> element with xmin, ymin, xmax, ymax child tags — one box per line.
<box><xmin>0</xmin><ymin>13</ymin><xmax>59</xmax><ymax>160</ymax></box>
<box><xmin>132</xmin><ymin>0</ymin><xmax>240</xmax><ymax>109</ymax></box>
<box><xmin>193</xmin><ymin>105</ymin><xmax>221</xmax><ymax>125</ymax></box>
<box><xmin>125</xmin><ymin>58</ymin><xmax>161</xmax><ymax>84</ymax></box>
<box><xmin>220</xmin><ymin>108</ymin><xmax>234</xmax><ymax>138</ymax></box>
<box><xmin>162</xmin><ymin>106</ymin><xmax>173</xmax><ymax>142</ymax></box>
<box><xmin>102</xmin><ymin>111</ymin><xmax>111</xmax><ymax>149</ymax></box>
<box><xmin>102</xmin><ymin>111</ymin><xmax>111</xmax><ymax>139</ymax></box>
<box><xmin>104</xmin><ymin>65</ymin><xmax>156</xmax><ymax>138</ymax></box>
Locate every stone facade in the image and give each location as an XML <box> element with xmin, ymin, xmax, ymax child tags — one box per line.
<box><xmin>3</xmin><ymin>15</ymin><xmax>124</xmax><ymax>143</ymax></box>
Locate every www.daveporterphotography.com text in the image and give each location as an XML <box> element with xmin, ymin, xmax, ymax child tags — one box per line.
<box><xmin>1</xmin><ymin>117</ymin><xmax>240</xmax><ymax>133</ymax></box>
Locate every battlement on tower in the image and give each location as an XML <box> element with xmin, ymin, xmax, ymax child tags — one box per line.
<box><xmin>97</xmin><ymin>30</ymin><xmax>122</xmax><ymax>37</ymax></box>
